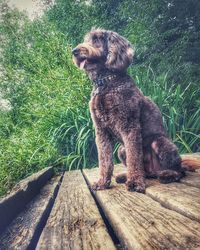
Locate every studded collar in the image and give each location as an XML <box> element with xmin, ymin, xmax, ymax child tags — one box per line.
<box><xmin>93</xmin><ymin>74</ymin><xmax>117</xmax><ymax>88</ymax></box>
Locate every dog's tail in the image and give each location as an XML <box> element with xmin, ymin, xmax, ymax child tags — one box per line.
<box><xmin>115</xmin><ymin>154</ymin><xmax>200</xmax><ymax>183</ymax></box>
<box><xmin>181</xmin><ymin>154</ymin><xmax>200</xmax><ymax>171</ymax></box>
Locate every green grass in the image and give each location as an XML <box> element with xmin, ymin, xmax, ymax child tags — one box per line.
<box><xmin>130</xmin><ymin>64</ymin><xmax>200</xmax><ymax>153</ymax></box>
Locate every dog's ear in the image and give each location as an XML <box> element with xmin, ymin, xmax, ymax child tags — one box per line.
<box><xmin>105</xmin><ymin>31</ymin><xmax>134</xmax><ymax>71</ymax></box>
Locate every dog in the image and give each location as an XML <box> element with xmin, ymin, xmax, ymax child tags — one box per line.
<box><xmin>72</xmin><ymin>28</ymin><xmax>197</xmax><ymax>193</ymax></box>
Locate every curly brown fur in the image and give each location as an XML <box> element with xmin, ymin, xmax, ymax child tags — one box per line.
<box><xmin>72</xmin><ymin>28</ymin><xmax>186</xmax><ymax>193</ymax></box>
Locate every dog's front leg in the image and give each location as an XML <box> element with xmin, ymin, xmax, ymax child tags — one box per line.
<box><xmin>92</xmin><ymin>129</ymin><xmax>114</xmax><ymax>191</ymax></box>
<box><xmin>122</xmin><ymin>129</ymin><xmax>145</xmax><ymax>193</ymax></box>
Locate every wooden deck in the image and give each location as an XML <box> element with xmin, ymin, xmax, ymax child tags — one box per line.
<box><xmin>0</xmin><ymin>155</ymin><xmax>200</xmax><ymax>250</ymax></box>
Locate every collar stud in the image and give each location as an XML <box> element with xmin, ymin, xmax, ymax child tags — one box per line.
<box><xmin>94</xmin><ymin>74</ymin><xmax>116</xmax><ymax>87</ymax></box>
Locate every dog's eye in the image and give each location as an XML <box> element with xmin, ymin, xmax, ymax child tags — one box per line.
<box><xmin>93</xmin><ymin>36</ymin><xmax>98</xmax><ymax>43</ymax></box>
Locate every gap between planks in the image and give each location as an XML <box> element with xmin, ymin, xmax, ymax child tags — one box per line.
<box><xmin>0</xmin><ymin>174</ymin><xmax>63</xmax><ymax>250</ymax></box>
<box><xmin>36</xmin><ymin>170</ymin><xmax>116</xmax><ymax>250</ymax></box>
<box><xmin>114</xmin><ymin>164</ymin><xmax>200</xmax><ymax>222</ymax></box>
<box><xmin>0</xmin><ymin>166</ymin><xmax>54</xmax><ymax>235</ymax></box>
<box><xmin>2</xmin><ymin>165</ymin><xmax>199</xmax><ymax>250</ymax></box>
<box><xmin>83</xmin><ymin>167</ymin><xmax>200</xmax><ymax>250</ymax></box>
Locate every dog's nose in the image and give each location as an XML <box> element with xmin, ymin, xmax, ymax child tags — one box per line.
<box><xmin>72</xmin><ymin>48</ymin><xmax>80</xmax><ymax>56</ymax></box>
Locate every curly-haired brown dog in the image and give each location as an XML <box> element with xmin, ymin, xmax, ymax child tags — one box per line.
<box><xmin>72</xmin><ymin>28</ymin><xmax>197</xmax><ymax>193</ymax></box>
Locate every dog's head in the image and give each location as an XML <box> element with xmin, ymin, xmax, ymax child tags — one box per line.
<box><xmin>72</xmin><ymin>28</ymin><xmax>134</xmax><ymax>72</ymax></box>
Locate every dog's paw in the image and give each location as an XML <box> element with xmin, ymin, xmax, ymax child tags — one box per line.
<box><xmin>91</xmin><ymin>179</ymin><xmax>111</xmax><ymax>191</ymax></box>
<box><xmin>125</xmin><ymin>179</ymin><xmax>145</xmax><ymax>193</ymax></box>
<box><xmin>158</xmin><ymin>170</ymin><xmax>184</xmax><ymax>184</ymax></box>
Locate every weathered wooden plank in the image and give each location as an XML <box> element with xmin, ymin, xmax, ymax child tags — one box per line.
<box><xmin>113</xmin><ymin>163</ymin><xmax>200</xmax><ymax>189</ymax></box>
<box><xmin>0</xmin><ymin>166</ymin><xmax>54</xmax><ymax>235</ymax></box>
<box><xmin>0</xmin><ymin>175</ymin><xmax>62</xmax><ymax>250</ymax></box>
<box><xmin>181</xmin><ymin>170</ymin><xmax>200</xmax><ymax>188</ymax></box>
<box><xmin>113</xmin><ymin>164</ymin><xmax>200</xmax><ymax>222</ymax></box>
<box><xmin>182</xmin><ymin>153</ymin><xmax>200</xmax><ymax>158</ymax></box>
<box><xmin>146</xmin><ymin>182</ymin><xmax>200</xmax><ymax>223</ymax></box>
<box><xmin>36</xmin><ymin>171</ymin><xmax>116</xmax><ymax>250</ymax></box>
<box><xmin>83</xmin><ymin>168</ymin><xmax>200</xmax><ymax>250</ymax></box>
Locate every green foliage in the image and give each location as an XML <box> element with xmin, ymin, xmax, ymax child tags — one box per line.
<box><xmin>0</xmin><ymin>4</ymin><xmax>94</xmax><ymax>195</ymax></box>
<box><xmin>130</xmin><ymin>65</ymin><xmax>200</xmax><ymax>153</ymax></box>
<box><xmin>0</xmin><ymin>0</ymin><xmax>199</xmax><ymax>196</ymax></box>
<box><xmin>44</xmin><ymin>0</ymin><xmax>95</xmax><ymax>44</ymax></box>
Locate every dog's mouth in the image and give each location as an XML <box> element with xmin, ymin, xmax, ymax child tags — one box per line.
<box><xmin>72</xmin><ymin>45</ymin><xmax>105</xmax><ymax>70</ymax></box>
<box><xmin>78</xmin><ymin>57</ymin><xmax>88</xmax><ymax>70</ymax></box>
<box><xmin>77</xmin><ymin>56</ymin><xmax>101</xmax><ymax>70</ymax></box>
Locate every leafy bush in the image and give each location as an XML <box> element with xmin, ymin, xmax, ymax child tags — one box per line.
<box><xmin>0</xmin><ymin>7</ymin><xmax>94</xmax><ymax>195</ymax></box>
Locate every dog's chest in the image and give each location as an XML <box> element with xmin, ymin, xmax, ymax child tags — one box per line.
<box><xmin>90</xmin><ymin>93</ymin><xmax>121</xmax><ymax>124</ymax></box>
<box><xmin>89</xmin><ymin>91</ymin><xmax>134</xmax><ymax>128</ymax></box>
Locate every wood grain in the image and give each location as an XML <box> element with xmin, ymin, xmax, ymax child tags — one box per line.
<box><xmin>83</xmin><ymin>168</ymin><xmax>200</xmax><ymax>250</ymax></box>
<box><xmin>146</xmin><ymin>182</ymin><xmax>200</xmax><ymax>222</ymax></box>
<box><xmin>0</xmin><ymin>166</ymin><xmax>54</xmax><ymax>235</ymax></box>
<box><xmin>36</xmin><ymin>171</ymin><xmax>116</xmax><ymax>250</ymax></box>
<box><xmin>181</xmin><ymin>170</ymin><xmax>200</xmax><ymax>188</ymax></box>
<box><xmin>0</xmin><ymin>176</ymin><xmax>62</xmax><ymax>250</ymax></box>
<box><xmin>114</xmin><ymin>164</ymin><xmax>200</xmax><ymax>222</ymax></box>
<box><xmin>113</xmin><ymin>163</ymin><xmax>200</xmax><ymax>189</ymax></box>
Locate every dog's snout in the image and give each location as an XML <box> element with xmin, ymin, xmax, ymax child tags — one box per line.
<box><xmin>72</xmin><ymin>48</ymin><xmax>80</xmax><ymax>56</ymax></box>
